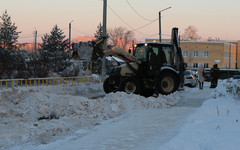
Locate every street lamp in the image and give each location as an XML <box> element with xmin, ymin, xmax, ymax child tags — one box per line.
<box><xmin>159</xmin><ymin>6</ymin><xmax>171</xmax><ymax>42</ymax></box>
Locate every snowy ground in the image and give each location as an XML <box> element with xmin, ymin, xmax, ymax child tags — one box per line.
<box><xmin>0</xmin><ymin>79</ymin><xmax>239</xmax><ymax>150</ymax></box>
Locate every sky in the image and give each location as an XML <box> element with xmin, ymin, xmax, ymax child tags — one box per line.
<box><xmin>0</xmin><ymin>0</ymin><xmax>240</xmax><ymax>43</ymax></box>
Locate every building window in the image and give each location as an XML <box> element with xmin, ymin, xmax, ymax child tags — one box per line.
<box><xmin>204</xmin><ymin>51</ymin><xmax>209</xmax><ymax>58</ymax></box>
<box><xmin>183</xmin><ymin>51</ymin><xmax>188</xmax><ymax>57</ymax></box>
<box><xmin>193</xmin><ymin>51</ymin><xmax>198</xmax><ymax>57</ymax></box>
<box><xmin>204</xmin><ymin>63</ymin><xmax>208</xmax><ymax>68</ymax></box>
<box><xmin>193</xmin><ymin>63</ymin><xmax>198</xmax><ymax>68</ymax></box>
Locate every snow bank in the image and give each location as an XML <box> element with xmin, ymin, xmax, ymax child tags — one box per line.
<box><xmin>158</xmin><ymin>79</ymin><xmax>240</xmax><ymax>150</ymax></box>
<box><xmin>0</xmin><ymin>83</ymin><xmax>182</xmax><ymax>150</ymax></box>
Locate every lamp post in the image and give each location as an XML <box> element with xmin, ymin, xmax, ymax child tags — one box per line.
<box><xmin>159</xmin><ymin>6</ymin><xmax>171</xmax><ymax>42</ymax></box>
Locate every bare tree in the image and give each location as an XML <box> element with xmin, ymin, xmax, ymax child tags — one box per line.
<box><xmin>108</xmin><ymin>27</ymin><xmax>134</xmax><ymax>50</ymax></box>
<box><xmin>182</xmin><ymin>25</ymin><xmax>201</xmax><ymax>41</ymax></box>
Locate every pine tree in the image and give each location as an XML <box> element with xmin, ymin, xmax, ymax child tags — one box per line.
<box><xmin>39</xmin><ymin>25</ymin><xmax>71</xmax><ymax>74</ymax></box>
<box><xmin>0</xmin><ymin>10</ymin><xmax>21</xmax><ymax>50</ymax></box>
<box><xmin>0</xmin><ymin>10</ymin><xmax>22</xmax><ymax>79</ymax></box>
<box><xmin>94</xmin><ymin>23</ymin><xmax>103</xmax><ymax>40</ymax></box>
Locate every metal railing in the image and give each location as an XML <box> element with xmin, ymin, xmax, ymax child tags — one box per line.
<box><xmin>0</xmin><ymin>76</ymin><xmax>106</xmax><ymax>91</ymax></box>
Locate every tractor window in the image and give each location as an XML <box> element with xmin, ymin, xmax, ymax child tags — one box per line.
<box><xmin>162</xmin><ymin>46</ymin><xmax>174</xmax><ymax>66</ymax></box>
<box><xmin>134</xmin><ymin>46</ymin><xmax>147</xmax><ymax>61</ymax></box>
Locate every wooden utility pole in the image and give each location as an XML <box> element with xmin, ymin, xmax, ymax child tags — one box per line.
<box><xmin>69</xmin><ymin>20</ymin><xmax>73</xmax><ymax>50</ymax></box>
<box><xmin>33</xmin><ymin>30</ymin><xmax>37</xmax><ymax>54</ymax></box>
<box><xmin>101</xmin><ymin>0</ymin><xmax>107</xmax><ymax>76</ymax></box>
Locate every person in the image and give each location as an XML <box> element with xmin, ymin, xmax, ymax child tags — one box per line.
<box><xmin>198</xmin><ymin>64</ymin><xmax>205</xmax><ymax>90</ymax></box>
<box><xmin>210</xmin><ymin>64</ymin><xmax>220</xmax><ymax>88</ymax></box>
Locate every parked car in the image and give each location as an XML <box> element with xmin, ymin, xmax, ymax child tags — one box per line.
<box><xmin>204</xmin><ymin>70</ymin><xmax>211</xmax><ymax>82</ymax></box>
<box><xmin>191</xmin><ymin>68</ymin><xmax>198</xmax><ymax>78</ymax></box>
<box><xmin>184</xmin><ymin>70</ymin><xmax>198</xmax><ymax>87</ymax></box>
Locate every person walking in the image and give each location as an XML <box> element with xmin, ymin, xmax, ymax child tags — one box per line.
<box><xmin>198</xmin><ymin>64</ymin><xmax>205</xmax><ymax>90</ymax></box>
<box><xmin>210</xmin><ymin>64</ymin><xmax>220</xmax><ymax>88</ymax></box>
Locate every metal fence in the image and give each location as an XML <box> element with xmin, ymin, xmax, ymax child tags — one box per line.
<box><xmin>0</xmin><ymin>76</ymin><xmax>106</xmax><ymax>91</ymax></box>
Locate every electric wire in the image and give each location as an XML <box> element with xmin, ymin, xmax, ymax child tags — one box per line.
<box><xmin>108</xmin><ymin>5</ymin><xmax>155</xmax><ymax>36</ymax></box>
<box><xmin>131</xmin><ymin>18</ymin><xmax>158</xmax><ymax>32</ymax></box>
<box><xmin>125</xmin><ymin>0</ymin><xmax>155</xmax><ymax>22</ymax></box>
<box><xmin>72</xmin><ymin>27</ymin><xmax>93</xmax><ymax>36</ymax></box>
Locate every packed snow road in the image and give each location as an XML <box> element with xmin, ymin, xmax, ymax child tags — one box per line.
<box><xmin>29</xmin><ymin>83</ymin><xmax>214</xmax><ymax>150</ymax></box>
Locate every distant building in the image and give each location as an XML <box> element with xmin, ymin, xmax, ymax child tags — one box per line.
<box><xmin>145</xmin><ymin>38</ymin><xmax>239</xmax><ymax>69</ymax></box>
<box><xmin>16</xmin><ymin>43</ymin><xmax>41</xmax><ymax>53</ymax></box>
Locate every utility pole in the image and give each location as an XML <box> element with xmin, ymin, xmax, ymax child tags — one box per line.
<box><xmin>101</xmin><ymin>0</ymin><xmax>107</xmax><ymax>76</ymax></box>
<box><xmin>236</xmin><ymin>43</ymin><xmax>238</xmax><ymax>69</ymax></box>
<box><xmin>69</xmin><ymin>20</ymin><xmax>73</xmax><ymax>50</ymax></box>
<box><xmin>33</xmin><ymin>30</ymin><xmax>37</xmax><ymax>54</ymax></box>
<box><xmin>159</xmin><ymin>6</ymin><xmax>171</xmax><ymax>42</ymax></box>
<box><xmin>159</xmin><ymin>11</ymin><xmax>161</xmax><ymax>42</ymax></box>
<box><xmin>229</xmin><ymin>43</ymin><xmax>231</xmax><ymax>69</ymax></box>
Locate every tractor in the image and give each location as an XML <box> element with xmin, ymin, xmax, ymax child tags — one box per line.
<box><xmin>103</xmin><ymin>27</ymin><xmax>185</xmax><ymax>96</ymax></box>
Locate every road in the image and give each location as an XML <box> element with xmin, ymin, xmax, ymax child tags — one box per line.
<box><xmin>34</xmin><ymin>84</ymin><xmax>214</xmax><ymax>150</ymax></box>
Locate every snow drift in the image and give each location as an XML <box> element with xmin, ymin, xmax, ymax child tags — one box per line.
<box><xmin>0</xmin><ymin>83</ymin><xmax>181</xmax><ymax>149</ymax></box>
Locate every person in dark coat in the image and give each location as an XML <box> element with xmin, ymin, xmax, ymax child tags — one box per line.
<box><xmin>210</xmin><ymin>64</ymin><xmax>220</xmax><ymax>88</ymax></box>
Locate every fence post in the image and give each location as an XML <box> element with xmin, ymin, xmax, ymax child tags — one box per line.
<box><xmin>0</xmin><ymin>81</ymin><xmax>2</xmax><ymax>90</ymax></box>
<box><xmin>11</xmin><ymin>80</ymin><xmax>13</xmax><ymax>89</ymax></box>
<box><xmin>6</xmin><ymin>81</ymin><xmax>8</xmax><ymax>89</ymax></box>
<box><xmin>25</xmin><ymin>79</ymin><xmax>27</xmax><ymax>87</ymax></box>
<box><xmin>16</xmin><ymin>80</ymin><xmax>18</xmax><ymax>88</ymax></box>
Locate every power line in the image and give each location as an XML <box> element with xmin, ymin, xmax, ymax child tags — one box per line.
<box><xmin>108</xmin><ymin>5</ymin><xmax>154</xmax><ymax>36</ymax></box>
<box><xmin>125</xmin><ymin>0</ymin><xmax>155</xmax><ymax>22</ymax></box>
<box><xmin>71</xmin><ymin>27</ymin><xmax>93</xmax><ymax>36</ymax></box>
<box><xmin>18</xmin><ymin>36</ymin><xmax>34</xmax><ymax>39</ymax></box>
<box><xmin>131</xmin><ymin>18</ymin><xmax>158</xmax><ymax>32</ymax></box>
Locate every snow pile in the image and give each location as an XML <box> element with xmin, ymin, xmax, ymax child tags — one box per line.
<box><xmin>158</xmin><ymin>79</ymin><xmax>240</xmax><ymax>150</ymax></box>
<box><xmin>0</xmin><ymin>83</ymin><xmax>182</xmax><ymax>150</ymax></box>
<box><xmin>60</xmin><ymin>60</ymin><xmax>92</xmax><ymax>77</ymax></box>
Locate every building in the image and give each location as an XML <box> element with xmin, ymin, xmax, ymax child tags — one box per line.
<box><xmin>145</xmin><ymin>38</ymin><xmax>239</xmax><ymax>69</ymax></box>
<box><xmin>230</xmin><ymin>41</ymin><xmax>240</xmax><ymax>69</ymax></box>
<box><xmin>18</xmin><ymin>43</ymin><xmax>41</xmax><ymax>53</ymax></box>
<box><xmin>180</xmin><ymin>41</ymin><xmax>236</xmax><ymax>69</ymax></box>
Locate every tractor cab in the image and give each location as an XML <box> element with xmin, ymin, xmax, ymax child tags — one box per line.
<box><xmin>134</xmin><ymin>42</ymin><xmax>175</xmax><ymax>76</ymax></box>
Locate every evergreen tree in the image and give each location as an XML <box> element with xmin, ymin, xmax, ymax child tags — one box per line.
<box><xmin>39</xmin><ymin>25</ymin><xmax>71</xmax><ymax>75</ymax></box>
<box><xmin>0</xmin><ymin>10</ymin><xmax>21</xmax><ymax>50</ymax></box>
<box><xmin>94</xmin><ymin>23</ymin><xmax>103</xmax><ymax>40</ymax></box>
<box><xmin>0</xmin><ymin>10</ymin><xmax>23</xmax><ymax>79</ymax></box>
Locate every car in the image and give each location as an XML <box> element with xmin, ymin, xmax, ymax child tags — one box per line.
<box><xmin>184</xmin><ymin>70</ymin><xmax>198</xmax><ymax>87</ymax></box>
<box><xmin>204</xmin><ymin>70</ymin><xmax>211</xmax><ymax>82</ymax></box>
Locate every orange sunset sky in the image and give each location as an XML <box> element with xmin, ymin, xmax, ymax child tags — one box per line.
<box><xmin>1</xmin><ymin>0</ymin><xmax>240</xmax><ymax>43</ymax></box>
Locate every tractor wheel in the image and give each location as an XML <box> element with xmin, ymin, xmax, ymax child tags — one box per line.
<box><xmin>119</xmin><ymin>77</ymin><xmax>142</xmax><ymax>94</ymax></box>
<box><xmin>103</xmin><ymin>77</ymin><xmax>118</xmax><ymax>94</ymax></box>
<box><xmin>157</xmin><ymin>73</ymin><xmax>178</xmax><ymax>95</ymax></box>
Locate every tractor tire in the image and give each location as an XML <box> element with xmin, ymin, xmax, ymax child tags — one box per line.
<box><xmin>156</xmin><ymin>73</ymin><xmax>178</xmax><ymax>95</ymax></box>
<box><xmin>103</xmin><ymin>77</ymin><xmax>118</xmax><ymax>94</ymax></box>
<box><xmin>119</xmin><ymin>77</ymin><xmax>142</xmax><ymax>94</ymax></box>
